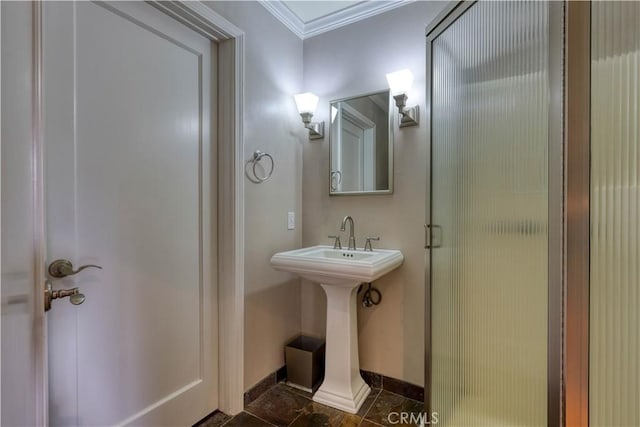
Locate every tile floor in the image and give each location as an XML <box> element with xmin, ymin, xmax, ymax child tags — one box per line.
<box><xmin>197</xmin><ymin>383</ymin><xmax>424</xmax><ymax>427</ymax></box>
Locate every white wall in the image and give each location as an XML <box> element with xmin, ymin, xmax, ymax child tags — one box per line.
<box><xmin>203</xmin><ymin>1</ymin><xmax>306</xmax><ymax>391</ymax></box>
<box><xmin>301</xmin><ymin>1</ymin><xmax>447</xmax><ymax>387</ymax></box>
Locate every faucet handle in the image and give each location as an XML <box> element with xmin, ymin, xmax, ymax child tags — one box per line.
<box><xmin>328</xmin><ymin>235</ymin><xmax>342</xmax><ymax>250</ymax></box>
<box><xmin>364</xmin><ymin>236</ymin><xmax>380</xmax><ymax>252</ymax></box>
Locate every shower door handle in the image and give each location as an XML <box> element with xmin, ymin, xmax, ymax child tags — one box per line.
<box><xmin>425</xmin><ymin>224</ymin><xmax>442</xmax><ymax>249</ymax></box>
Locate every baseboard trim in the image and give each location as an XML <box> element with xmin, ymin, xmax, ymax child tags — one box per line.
<box><xmin>192</xmin><ymin>410</ymin><xmax>231</xmax><ymax>427</ymax></box>
<box><xmin>243</xmin><ymin>365</ymin><xmax>287</xmax><ymax>406</ymax></box>
<box><xmin>360</xmin><ymin>370</ymin><xmax>424</xmax><ymax>402</ymax></box>
<box><xmin>243</xmin><ymin>365</ymin><xmax>424</xmax><ymax>408</ymax></box>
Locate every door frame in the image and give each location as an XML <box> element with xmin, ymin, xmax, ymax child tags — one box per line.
<box><xmin>563</xmin><ymin>2</ymin><xmax>591</xmax><ymax>426</ymax></box>
<box><xmin>28</xmin><ymin>0</ymin><xmax>246</xmax><ymax>421</ymax></box>
<box><xmin>423</xmin><ymin>2</ymin><xmax>565</xmax><ymax>426</ymax></box>
<box><xmin>340</xmin><ymin>103</ymin><xmax>377</xmax><ymax>191</ymax></box>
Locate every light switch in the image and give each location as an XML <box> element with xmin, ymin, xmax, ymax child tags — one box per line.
<box><xmin>287</xmin><ymin>212</ymin><xmax>295</xmax><ymax>230</ymax></box>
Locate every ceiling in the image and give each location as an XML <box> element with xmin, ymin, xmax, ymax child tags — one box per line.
<box><xmin>259</xmin><ymin>0</ymin><xmax>414</xmax><ymax>39</ymax></box>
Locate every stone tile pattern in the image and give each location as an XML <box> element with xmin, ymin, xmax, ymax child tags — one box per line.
<box><xmin>196</xmin><ymin>383</ymin><xmax>425</xmax><ymax>427</ymax></box>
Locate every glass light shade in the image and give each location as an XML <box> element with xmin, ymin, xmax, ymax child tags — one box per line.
<box><xmin>294</xmin><ymin>92</ymin><xmax>319</xmax><ymax>114</ymax></box>
<box><xmin>385</xmin><ymin>69</ymin><xmax>414</xmax><ymax>95</ymax></box>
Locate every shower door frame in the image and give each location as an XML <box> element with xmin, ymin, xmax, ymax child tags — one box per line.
<box><xmin>424</xmin><ymin>2</ymin><xmax>565</xmax><ymax>426</ymax></box>
<box><xmin>563</xmin><ymin>2</ymin><xmax>591</xmax><ymax>425</ymax></box>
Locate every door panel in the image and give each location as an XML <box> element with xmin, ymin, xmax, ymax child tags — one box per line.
<box><xmin>341</xmin><ymin>118</ymin><xmax>364</xmax><ymax>192</ymax></box>
<box><xmin>43</xmin><ymin>2</ymin><xmax>217</xmax><ymax>425</ymax></box>
<box><xmin>590</xmin><ymin>2</ymin><xmax>640</xmax><ymax>425</ymax></box>
<box><xmin>429</xmin><ymin>2</ymin><xmax>549</xmax><ymax>425</ymax></box>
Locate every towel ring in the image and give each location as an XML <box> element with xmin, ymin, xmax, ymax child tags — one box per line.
<box><xmin>250</xmin><ymin>150</ymin><xmax>274</xmax><ymax>182</ymax></box>
<box><xmin>330</xmin><ymin>170</ymin><xmax>342</xmax><ymax>191</ymax></box>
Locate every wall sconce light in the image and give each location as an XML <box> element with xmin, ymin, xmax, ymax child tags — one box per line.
<box><xmin>385</xmin><ymin>69</ymin><xmax>419</xmax><ymax>128</ymax></box>
<box><xmin>294</xmin><ymin>92</ymin><xmax>324</xmax><ymax>140</ymax></box>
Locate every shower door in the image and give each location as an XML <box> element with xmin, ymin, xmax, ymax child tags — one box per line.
<box><xmin>426</xmin><ymin>2</ymin><xmax>561</xmax><ymax>425</ymax></box>
<box><xmin>589</xmin><ymin>2</ymin><xmax>640</xmax><ymax>425</ymax></box>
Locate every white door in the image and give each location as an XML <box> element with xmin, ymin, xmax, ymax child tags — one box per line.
<box><xmin>43</xmin><ymin>2</ymin><xmax>217</xmax><ymax>425</ymax></box>
<box><xmin>340</xmin><ymin>118</ymin><xmax>365</xmax><ymax>192</ymax></box>
<box><xmin>337</xmin><ymin>104</ymin><xmax>376</xmax><ymax>193</ymax></box>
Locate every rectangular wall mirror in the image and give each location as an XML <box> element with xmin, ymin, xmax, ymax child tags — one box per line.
<box><xmin>329</xmin><ymin>90</ymin><xmax>393</xmax><ymax>195</ymax></box>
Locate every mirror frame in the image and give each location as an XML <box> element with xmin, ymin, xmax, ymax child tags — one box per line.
<box><xmin>329</xmin><ymin>89</ymin><xmax>394</xmax><ymax>196</ymax></box>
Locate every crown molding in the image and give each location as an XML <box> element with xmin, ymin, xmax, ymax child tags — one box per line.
<box><xmin>259</xmin><ymin>0</ymin><xmax>414</xmax><ymax>40</ymax></box>
<box><xmin>258</xmin><ymin>0</ymin><xmax>305</xmax><ymax>39</ymax></box>
<box><xmin>304</xmin><ymin>0</ymin><xmax>414</xmax><ymax>39</ymax></box>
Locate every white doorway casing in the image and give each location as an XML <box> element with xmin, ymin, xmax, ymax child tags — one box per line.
<box><xmin>150</xmin><ymin>2</ymin><xmax>246</xmax><ymax>417</ymax></box>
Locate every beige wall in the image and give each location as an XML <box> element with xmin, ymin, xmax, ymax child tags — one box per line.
<box><xmin>204</xmin><ymin>2</ymin><xmax>306</xmax><ymax>390</ymax></box>
<box><xmin>301</xmin><ymin>2</ymin><xmax>447</xmax><ymax>387</ymax></box>
<box><xmin>206</xmin><ymin>0</ymin><xmax>448</xmax><ymax>391</ymax></box>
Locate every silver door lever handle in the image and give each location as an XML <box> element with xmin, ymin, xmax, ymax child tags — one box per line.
<box><xmin>48</xmin><ymin>259</ymin><xmax>102</xmax><ymax>278</ymax></box>
<box><xmin>44</xmin><ymin>279</ymin><xmax>86</xmax><ymax>311</ymax></box>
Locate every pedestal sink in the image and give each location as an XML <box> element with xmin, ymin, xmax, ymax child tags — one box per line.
<box><xmin>270</xmin><ymin>245</ymin><xmax>404</xmax><ymax>413</ymax></box>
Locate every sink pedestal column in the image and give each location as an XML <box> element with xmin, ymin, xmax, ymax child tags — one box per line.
<box><xmin>313</xmin><ymin>282</ymin><xmax>371</xmax><ymax>414</ymax></box>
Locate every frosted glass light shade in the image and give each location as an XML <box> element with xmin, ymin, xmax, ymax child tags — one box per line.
<box><xmin>385</xmin><ymin>69</ymin><xmax>414</xmax><ymax>95</ymax></box>
<box><xmin>294</xmin><ymin>92</ymin><xmax>319</xmax><ymax>114</ymax></box>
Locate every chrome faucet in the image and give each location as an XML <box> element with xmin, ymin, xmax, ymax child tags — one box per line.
<box><xmin>340</xmin><ymin>215</ymin><xmax>356</xmax><ymax>250</ymax></box>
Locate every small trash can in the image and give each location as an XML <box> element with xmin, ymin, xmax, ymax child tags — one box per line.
<box><xmin>285</xmin><ymin>335</ymin><xmax>325</xmax><ymax>392</ymax></box>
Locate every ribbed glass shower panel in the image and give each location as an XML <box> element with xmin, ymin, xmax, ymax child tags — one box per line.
<box><xmin>590</xmin><ymin>2</ymin><xmax>640</xmax><ymax>426</ymax></box>
<box><xmin>430</xmin><ymin>2</ymin><xmax>548</xmax><ymax>425</ymax></box>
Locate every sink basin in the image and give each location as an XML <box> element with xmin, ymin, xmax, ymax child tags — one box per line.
<box><xmin>270</xmin><ymin>245</ymin><xmax>404</xmax><ymax>414</ymax></box>
<box><xmin>270</xmin><ymin>245</ymin><xmax>404</xmax><ymax>287</ymax></box>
